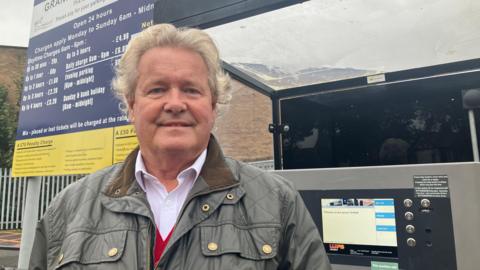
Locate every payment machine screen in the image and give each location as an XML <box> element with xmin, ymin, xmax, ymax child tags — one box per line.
<box><xmin>321</xmin><ymin>198</ymin><xmax>398</xmax><ymax>258</ymax></box>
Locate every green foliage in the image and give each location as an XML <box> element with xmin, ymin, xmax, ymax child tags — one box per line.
<box><xmin>0</xmin><ymin>84</ymin><xmax>17</xmax><ymax>167</ymax></box>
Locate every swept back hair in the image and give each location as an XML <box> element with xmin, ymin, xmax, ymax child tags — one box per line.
<box><xmin>111</xmin><ymin>23</ymin><xmax>231</xmax><ymax>108</ymax></box>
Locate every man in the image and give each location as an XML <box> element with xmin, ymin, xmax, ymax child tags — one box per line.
<box><xmin>29</xmin><ymin>24</ymin><xmax>332</xmax><ymax>270</ymax></box>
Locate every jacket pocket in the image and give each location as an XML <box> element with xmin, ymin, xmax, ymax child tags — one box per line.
<box><xmin>200</xmin><ymin>223</ymin><xmax>280</xmax><ymax>260</ymax></box>
<box><xmin>54</xmin><ymin>230</ymin><xmax>127</xmax><ymax>269</ymax></box>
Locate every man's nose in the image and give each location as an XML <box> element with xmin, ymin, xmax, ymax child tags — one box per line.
<box><xmin>163</xmin><ymin>89</ymin><xmax>187</xmax><ymax>113</ymax></box>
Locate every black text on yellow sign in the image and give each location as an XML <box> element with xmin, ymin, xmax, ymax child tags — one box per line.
<box><xmin>12</xmin><ymin>125</ymin><xmax>138</xmax><ymax>177</ymax></box>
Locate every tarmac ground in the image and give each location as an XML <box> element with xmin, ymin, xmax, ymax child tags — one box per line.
<box><xmin>0</xmin><ymin>230</ymin><xmax>20</xmax><ymax>269</ymax></box>
<box><xmin>0</xmin><ymin>249</ymin><xmax>18</xmax><ymax>269</ymax></box>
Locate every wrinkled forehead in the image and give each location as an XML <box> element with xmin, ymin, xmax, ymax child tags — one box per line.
<box><xmin>135</xmin><ymin>45</ymin><xmax>217</xmax><ymax>96</ymax></box>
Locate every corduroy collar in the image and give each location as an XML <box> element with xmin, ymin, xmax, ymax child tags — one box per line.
<box><xmin>104</xmin><ymin>135</ymin><xmax>237</xmax><ymax>197</ymax></box>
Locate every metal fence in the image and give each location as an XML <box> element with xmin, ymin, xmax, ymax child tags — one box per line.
<box><xmin>0</xmin><ymin>168</ymin><xmax>83</xmax><ymax>230</ymax></box>
<box><xmin>0</xmin><ymin>168</ymin><xmax>27</xmax><ymax>230</ymax></box>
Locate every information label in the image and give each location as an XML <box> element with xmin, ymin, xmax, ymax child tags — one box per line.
<box><xmin>13</xmin><ymin>0</ymin><xmax>154</xmax><ymax>176</ymax></box>
<box><xmin>413</xmin><ymin>175</ymin><xmax>450</xmax><ymax>198</ymax></box>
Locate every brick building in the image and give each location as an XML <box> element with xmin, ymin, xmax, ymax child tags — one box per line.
<box><xmin>0</xmin><ymin>45</ymin><xmax>27</xmax><ymax>106</ymax></box>
<box><xmin>214</xmin><ymin>79</ymin><xmax>273</xmax><ymax>162</ymax></box>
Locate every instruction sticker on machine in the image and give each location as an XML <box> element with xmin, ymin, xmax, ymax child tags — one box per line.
<box><xmin>413</xmin><ymin>175</ymin><xmax>450</xmax><ymax>198</ymax></box>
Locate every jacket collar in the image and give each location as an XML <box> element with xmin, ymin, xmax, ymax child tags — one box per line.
<box><xmin>104</xmin><ymin>135</ymin><xmax>237</xmax><ymax>197</ymax></box>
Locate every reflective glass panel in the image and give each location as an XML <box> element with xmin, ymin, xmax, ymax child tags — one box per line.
<box><xmin>280</xmin><ymin>78</ymin><xmax>473</xmax><ymax>169</ymax></box>
<box><xmin>207</xmin><ymin>0</ymin><xmax>480</xmax><ymax>90</ymax></box>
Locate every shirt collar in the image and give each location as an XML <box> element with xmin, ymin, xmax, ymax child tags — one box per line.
<box><xmin>134</xmin><ymin>149</ymin><xmax>207</xmax><ymax>191</ymax></box>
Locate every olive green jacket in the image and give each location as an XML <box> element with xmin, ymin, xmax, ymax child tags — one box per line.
<box><xmin>29</xmin><ymin>137</ymin><xmax>331</xmax><ymax>270</ymax></box>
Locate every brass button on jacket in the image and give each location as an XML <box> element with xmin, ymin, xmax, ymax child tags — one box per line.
<box><xmin>201</xmin><ymin>204</ymin><xmax>210</xmax><ymax>212</ymax></box>
<box><xmin>207</xmin><ymin>242</ymin><xmax>218</xmax><ymax>251</ymax></box>
<box><xmin>108</xmin><ymin>248</ymin><xmax>118</xmax><ymax>257</ymax></box>
<box><xmin>262</xmin><ymin>244</ymin><xmax>273</xmax><ymax>254</ymax></box>
<box><xmin>57</xmin><ymin>253</ymin><xmax>64</xmax><ymax>263</ymax></box>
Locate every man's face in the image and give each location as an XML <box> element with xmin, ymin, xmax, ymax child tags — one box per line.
<box><xmin>128</xmin><ymin>47</ymin><xmax>215</xmax><ymax>159</ymax></box>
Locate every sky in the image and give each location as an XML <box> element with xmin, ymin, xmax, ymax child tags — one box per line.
<box><xmin>0</xmin><ymin>0</ymin><xmax>34</xmax><ymax>47</ymax></box>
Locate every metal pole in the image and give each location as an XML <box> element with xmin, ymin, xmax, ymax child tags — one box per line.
<box><xmin>1</xmin><ymin>168</ymin><xmax>6</xmax><ymax>229</ymax></box>
<box><xmin>468</xmin><ymin>109</ymin><xmax>479</xmax><ymax>162</ymax></box>
<box><xmin>6</xmin><ymin>171</ymin><xmax>12</xmax><ymax>229</ymax></box>
<box><xmin>272</xmin><ymin>96</ymin><xmax>282</xmax><ymax>170</ymax></box>
<box><xmin>15</xmin><ymin>176</ymin><xmax>20</xmax><ymax>228</ymax></box>
<box><xmin>17</xmin><ymin>176</ymin><xmax>42</xmax><ymax>270</ymax></box>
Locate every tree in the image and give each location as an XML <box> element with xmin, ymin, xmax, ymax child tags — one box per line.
<box><xmin>0</xmin><ymin>84</ymin><xmax>16</xmax><ymax>167</ymax></box>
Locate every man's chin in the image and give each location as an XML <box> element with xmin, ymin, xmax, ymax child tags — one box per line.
<box><xmin>147</xmin><ymin>134</ymin><xmax>209</xmax><ymax>157</ymax></box>
<box><xmin>153</xmin><ymin>141</ymin><xmax>199</xmax><ymax>155</ymax></box>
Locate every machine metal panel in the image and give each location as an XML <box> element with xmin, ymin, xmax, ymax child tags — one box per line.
<box><xmin>275</xmin><ymin>162</ymin><xmax>480</xmax><ymax>270</ymax></box>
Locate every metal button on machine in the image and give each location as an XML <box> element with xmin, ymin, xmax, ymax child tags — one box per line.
<box><xmin>407</xmin><ymin>238</ymin><xmax>417</xmax><ymax>247</ymax></box>
<box><xmin>421</xmin><ymin>198</ymin><xmax>431</xmax><ymax>208</ymax></box>
<box><xmin>405</xmin><ymin>211</ymin><xmax>414</xmax><ymax>221</ymax></box>
<box><xmin>406</xmin><ymin>225</ymin><xmax>415</xmax><ymax>234</ymax></box>
<box><xmin>403</xmin><ymin>198</ymin><xmax>413</xmax><ymax>208</ymax></box>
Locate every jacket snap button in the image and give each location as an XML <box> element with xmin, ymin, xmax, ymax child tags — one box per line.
<box><xmin>207</xmin><ymin>242</ymin><xmax>218</xmax><ymax>251</ymax></box>
<box><xmin>201</xmin><ymin>204</ymin><xmax>210</xmax><ymax>212</ymax></box>
<box><xmin>58</xmin><ymin>253</ymin><xmax>64</xmax><ymax>263</ymax></box>
<box><xmin>262</xmin><ymin>244</ymin><xmax>272</xmax><ymax>254</ymax></box>
<box><xmin>226</xmin><ymin>193</ymin><xmax>234</xmax><ymax>200</ymax></box>
<box><xmin>108</xmin><ymin>248</ymin><xmax>118</xmax><ymax>257</ymax></box>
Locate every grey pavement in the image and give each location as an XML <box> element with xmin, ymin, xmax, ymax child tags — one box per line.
<box><xmin>0</xmin><ymin>249</ymin><xmax>18</xmax><ymax>269</ymax></box>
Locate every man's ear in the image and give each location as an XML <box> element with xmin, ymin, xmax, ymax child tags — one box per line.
<box><xmin>126</xmin><ymin>97</ymin><xmax>135</xmax><ymax>123</ymax></box>
<box><xmin>212</xmin><ymin>100</ymin><xmax>217</xmax><ymax>110</ymax></box>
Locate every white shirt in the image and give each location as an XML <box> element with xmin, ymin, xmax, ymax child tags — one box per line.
<box><xmin>134</xmin><ymin>150</ymin><xmax>207</xmax><ymax>239</ymax></box>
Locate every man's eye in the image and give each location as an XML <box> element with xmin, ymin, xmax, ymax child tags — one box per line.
<box><xmin>149</xmin><ymin>88</ymin><xmax>166</xmax><ymax>94</ymax></box>
<box><xmin>184</xmin><ymin>88</ymin><xmax>200</xmax><ymax>94</ymax></box>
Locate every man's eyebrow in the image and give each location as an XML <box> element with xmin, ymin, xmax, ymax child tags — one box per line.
<box><xmin>146</xmin><ymin>77</ymin><xmax>205</xmax><ymax>86</ymax></box>
<box><xmin>141</xmin><ymin>78</ymin><xmax>167</xmax><ymax>86</ymax></box>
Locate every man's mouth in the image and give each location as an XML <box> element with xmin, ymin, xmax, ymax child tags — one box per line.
<box><xmin>159</xmin><ymin>121</ymin><xmax>192</xmax><ymax>127</ymax></box>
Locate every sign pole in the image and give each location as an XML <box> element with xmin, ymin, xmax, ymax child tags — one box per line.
<box><xmin>469</xmin><ymin>109</ymin><xmax>479</xmax><ymax>162</ymax></box>
<box><xmin>17</xmin><ymin>176</ymin><xmax>42</xmax><ymax>270</ymax></box>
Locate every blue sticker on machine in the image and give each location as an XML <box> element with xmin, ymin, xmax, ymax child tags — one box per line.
<box><xmin>17</xmin><ymin>0</ymin><xmax>154</xmax><ymax>140</ymax></box>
